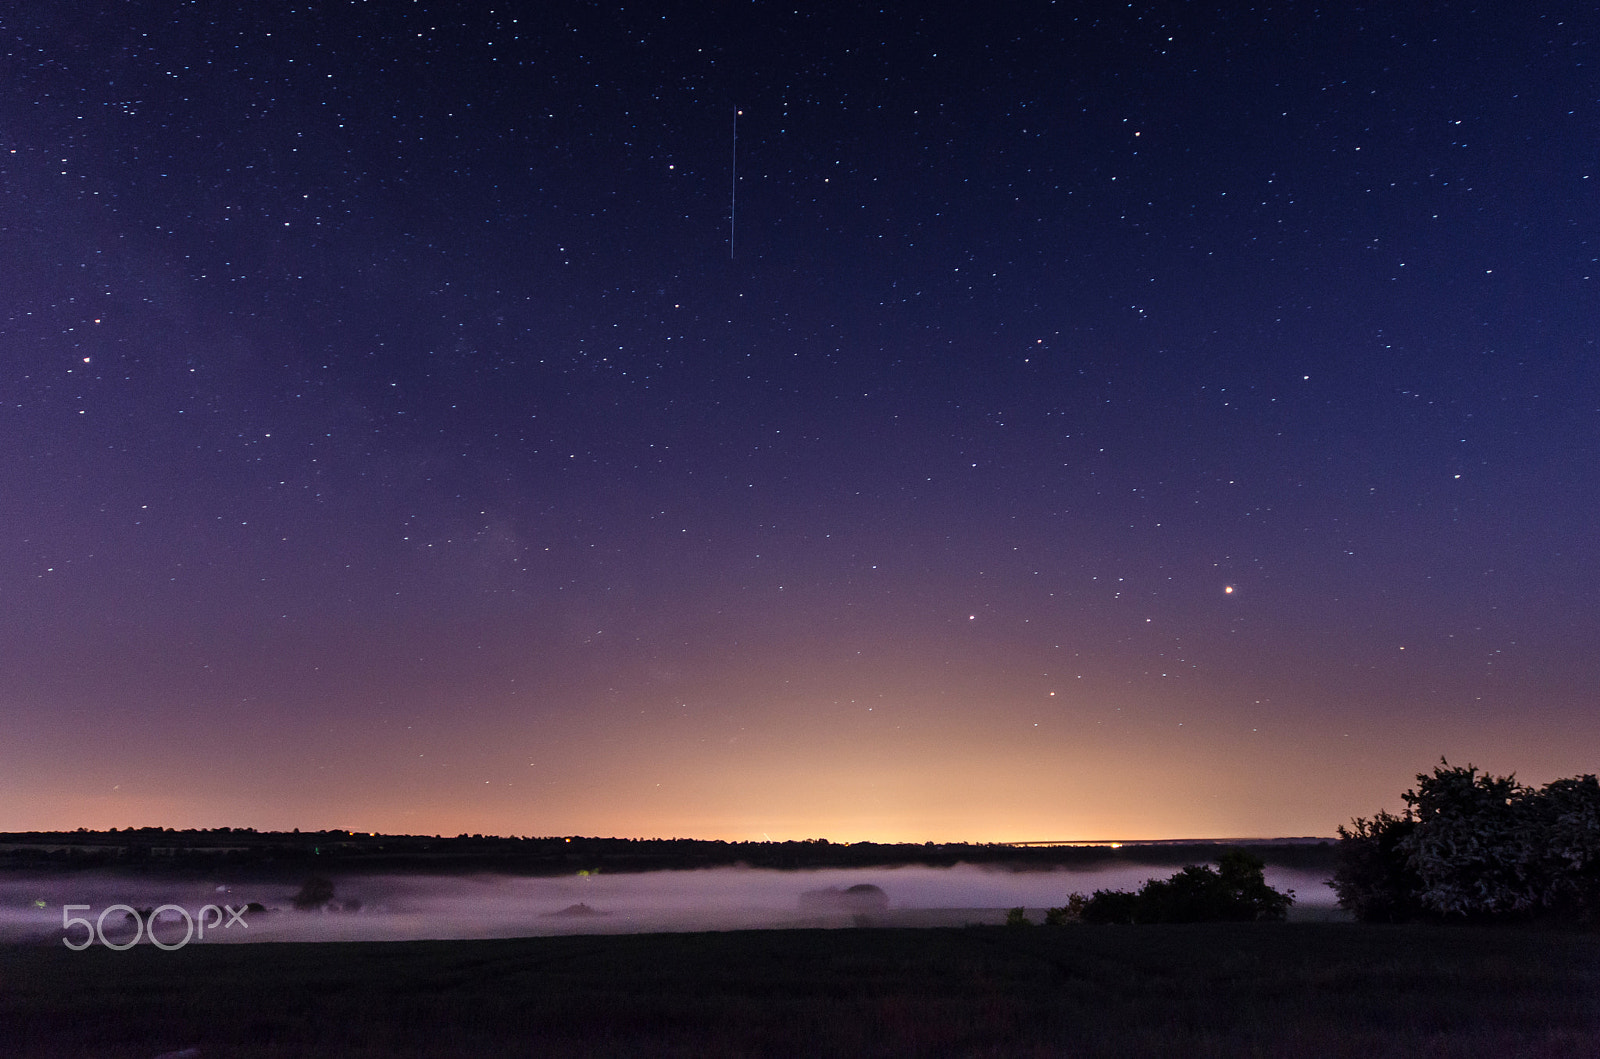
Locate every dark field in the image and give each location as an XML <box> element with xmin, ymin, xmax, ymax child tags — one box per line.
<box><xmin>6</xmin><ymin>923</ymin><xmax>1598</xmax><ymax>1058</ymax></box>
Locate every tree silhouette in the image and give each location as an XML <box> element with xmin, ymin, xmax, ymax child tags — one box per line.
<box><xmin>1330</xmin><ymin>810</ymin><xmax>1424</xmax><ymax>923</ymax></box>
<box><xmin>1334</xmin><ymin>761</ymin><xmax>1600</xmax><ymax>921</ymax></box>
<box><xmin>1075</xmin><ymin>850</ymin><xmax>1292</xmax><ymax>924</ymax></box>
<box><xmin>292</xmin><ymin>875</ymin><xmax>335</xmax><ymax>911</ymax></box>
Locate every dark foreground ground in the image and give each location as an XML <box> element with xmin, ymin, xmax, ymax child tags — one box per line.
<box><xmin>6</xmin><ymin>923</ymin><xmax>1598</xmax><ymax>1058</ymax></box>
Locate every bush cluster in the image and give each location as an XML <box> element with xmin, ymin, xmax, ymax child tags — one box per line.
<box><xmin>1053</xmin><ymin>849</ymin><xmax>1293</xmax><ymax>925</ymax></box>
<box><xmin>1331</xmin><ymin>760</ymin><xmax>1600</xmax><ymax>922</ymax></box>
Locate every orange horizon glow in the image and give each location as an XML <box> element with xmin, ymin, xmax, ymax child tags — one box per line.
<box><xmin>6</xmin><ymin>623</ymin><xmax>1595</xmax><ymax>845</ymax></box>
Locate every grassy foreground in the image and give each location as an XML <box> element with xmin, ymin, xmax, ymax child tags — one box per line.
<box><xmin>5</xmin><ymin>923</ymin><xmax>1598</xmax><ymax>1057</ymax></box>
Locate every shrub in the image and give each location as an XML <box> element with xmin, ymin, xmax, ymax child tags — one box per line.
<box><xmin>1534</xmin><ymin>774</ymin><xmax>1600</xmax><ymax>914</ymax></box>
<box><xmin>1132</xmin><ymin>851</ymin><xmax>1292</xmax><ymax>923</ymax></box>
<box><xmin>1330</xmin><ymin>810</ymin><xmax>1424</xmax><ymax>923</ymax></box>
<box><xmin>1044</xmin><ymin>893</ymin><xmax>1089</xmax><ymax>925</ymax></box>
<box><xmin>1074</xmin><ymin>851</ymin><xmax>1292</xmax><ymax>924</ymax></box>
<box><xmin>1079</xmin><ymin>888</ymin><xmax>1138</xmax><ymax>924</ymax></box>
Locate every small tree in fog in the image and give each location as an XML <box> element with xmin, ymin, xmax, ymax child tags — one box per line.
<box><xmin>1218</xmin><ymin>848</ymin><xmax>1295</xmax><ymax>920</ymax></box>
<box><xmin>292</xmin><ymin>875</ymin><xmax>335</xmax><ymax>911</ymax></box>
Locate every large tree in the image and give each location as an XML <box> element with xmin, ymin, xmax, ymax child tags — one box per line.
<box><xmin>1334</xmin><ymin>761</ymin><xmax>1600</xmax><ymax>922</ymax></box>
<box><xmin>1399</xmin><ymin>761</ymin><xmax>1540</xmax><ymax>917</ymax></box>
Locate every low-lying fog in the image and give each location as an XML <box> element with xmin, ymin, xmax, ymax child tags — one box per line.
<box><xmin>0</xmin><ymin>864</ymin><xmax>1341</xmax><ymax>945</ymax></box>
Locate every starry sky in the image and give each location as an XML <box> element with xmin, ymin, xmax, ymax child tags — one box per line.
<box><xmin>3</xmin><ymin>2</ymin><xmax>1597</xmax><ymax>842</ymax></box>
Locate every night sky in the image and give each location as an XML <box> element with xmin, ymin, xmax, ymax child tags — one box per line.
<box><xmin>4</xmin><ymin>2</ymin><xmax>1597</xmax><ymax>841</ymax></box>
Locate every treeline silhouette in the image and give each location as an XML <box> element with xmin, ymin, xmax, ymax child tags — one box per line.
<box><xmin>0</xmin><ymin>828</ymin><xmax>1334</xmax><ymax>878</ymax></box>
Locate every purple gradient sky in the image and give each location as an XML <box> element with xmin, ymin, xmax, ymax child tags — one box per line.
<box><xmin>2</xmin><ymin>2</ymin><xmax>1596</xmax><ymax>840</ymax></box>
